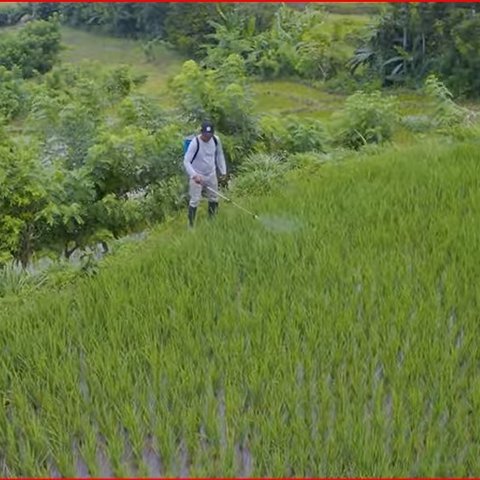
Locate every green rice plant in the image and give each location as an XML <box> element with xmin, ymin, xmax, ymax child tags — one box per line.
<box><xmin>0</xmin><ymin>263</ymin><xmax>47</xmax><ymax>297</ymax></box>
<box><xmin>78</xmin><ymin>418</ymin><xmax>100</xmax><ymax>476</ymax></box>
<box><xmin>1</xmin><ymin>139</ymin><xmax>480</xmax><ymax>474</ymax></box>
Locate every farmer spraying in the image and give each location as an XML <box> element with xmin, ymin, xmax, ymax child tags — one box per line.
<box><xmin>183</xmin><ymin>120</ymin><xmax>227</xmax><ymax>227</ymax></box>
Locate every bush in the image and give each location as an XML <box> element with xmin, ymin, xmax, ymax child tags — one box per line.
<box><xmin>103</xmin><ymin>65</ymin><xmax>136</xmax><ymax>102</ymax></box>
<box><xmin>43</xmin><ymin>260</ymin><xmax>80</xmax><ymax>289</ymax></box>
<box><xmin>256</xmin><ymin>115</ymin><xmax>329</xmax><ymax>155</ymax></box>
<box><xmin>141</xmin><ymin>176</ymin><xmax>186</xmax><ymax>224</ymax></box>
<box><xmin>0</xmin><ymin>17</ymin><xmax>62</xmax><ymax>78</ymax></box>
<box><xmin>0</xmin><ymin>67</ymin><xmax>28</xmax><ymax>120</ymax></box>
<box><xmin>86</xmin><ymin>125</ymin><xmax>183</xmax><ymax>198</ymax></box>
<box><xmin>424</xmin><ymin>74</ymin><xmax>470</xmax><ymax>128</ymax></box>
<box><xmin>334</xmin><ymin>90</ymin><xmax>398</xmax><ymax>149</ymax></box>
<box><xmin>287</xmin><ymin>116</ymin><xmax>330</xmax><ymax>153</ymax></box>
<box><xmin>400</xmin><ymin>114</ymin><xmax>433</xmax><ymax>134</ymax></box>
<box><xmin>230</xmin><ymin>153</ymin><xmax>288</xmax><ymax>196</ymax></box>
<box><xmin>256</xmin><ymin>115</ymin><xmax>290</xmax><ymax>154</ymax></box>
<box><xmin>169</xmin><ymin>55</ymin><xmax>256</xmax><ymax>137</ymax></box>
<box><xmin>203</xmin><ymin>5</ymin><xmax>360</xmax><ymax>83</ymax></box>
<box><xmin>118</xmin><ymin>94</ymin><xmax>169</xmax><ymax>132</ymax></box>
<box><xmin>219</xmin><ymin>133</ymin><xmax>256</xmax><ymax>171</ymax></box>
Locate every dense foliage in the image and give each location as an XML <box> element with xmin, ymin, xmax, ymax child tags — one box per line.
<box><xmin>10</xmin><ymin>3</ymin><xmax>480</xmax><ymax>94</ymax></box>
<box><xmin>0</xmin><ymin>16</ymin><xmax>61</xmax><ymax>78</ymax></box>
<box><xmin>0</xmin><ymin>4</ymin><xmax>478</xmax><ymax>273</ymax></box>
<box><xmin>0</xmin><ymin>56</ymin><xmax>187</xmax><ymax>267</ymax></box>
<box><xmin>351</xmin><ymin>3</ymin><xmax>480</xmax><ymax>96</ymax></box>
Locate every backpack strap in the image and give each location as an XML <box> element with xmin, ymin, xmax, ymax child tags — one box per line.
<box><xmin>213</xmin><ymin>135</ymin><xmax>219</xmax><ymax>164</ymax></box>
<box><xmin>190</xmin><ymin>136</ymin><xmax>200</xmax><ymax>164</ymax></box>
<box><xmin>190</xmin><ymin>135</ymin><xmax>218</xmax><ymax>163</ymax></box>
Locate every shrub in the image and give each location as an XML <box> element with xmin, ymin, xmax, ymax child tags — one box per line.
<box><xmin>400</xmin><ymin>114</ymin><xmax>432</xmax><ymax>134</ymax></box>
<box><xmin>141</xmin><ymin>176</ymin><xmax>186</xmax><ymax>224</ymax></box>
<box><xmin>286</xmin><ymin>116</ymin><xmax>330</xmax><ymax>153</ymax></box>
<box><xmin>0</xmin><ymin>17</ymin><xmax>62</xmax><ymax>78</ymax></box>
<box><xmin>230</xmin><ymin>153</ymin><xmax>288</xmax><ymax>196</ymax></box>
<box><xmin>256</xmin><ymin>115</ymin><xmax>329</xmax><ymax>155</ymax></box>
<box><xmin>0</xmin><ymin>66</ymin><xmax>28</xmax><ymax>120</ymax></box>
<box><xmin>334</xmin><ymin>90</ymin><xmax>398</xmax><ymax>149</ymax></box>
<box><xmin>256</xmin><ymin>115</ymin><xmax>290</xmax><ymax>154</ymax></box>
<box><xmin>424</xmin><ymin>74</ymin><xmax>470</xmax><ymax>128</ymax></box>
<box><xmin>169</xmin><ymin>55</ymin><xmax>257</xmax><ymax>137</ymax></box>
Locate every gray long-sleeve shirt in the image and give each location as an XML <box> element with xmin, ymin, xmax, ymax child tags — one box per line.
<box><xmin>183</xmin><ymin>135</ymin><xmax>227</xmax><ymax>178</ymax></box>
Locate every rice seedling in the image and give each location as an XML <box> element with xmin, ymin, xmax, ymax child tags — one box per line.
<box><xmin>1</xmin><ymin>140</ymin><xmax>480</xmax><ymax>474</ymax></box>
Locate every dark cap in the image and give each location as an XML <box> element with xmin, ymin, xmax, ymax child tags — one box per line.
<box><xmin>201</xmin><ymin>120</ymin><xmax>214</xmax><ymax>134</ymax></box>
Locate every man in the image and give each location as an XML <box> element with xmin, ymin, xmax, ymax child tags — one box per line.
<box><xmin>183</xmin><ymin>120</ymin><xmax>227</xmax><ymax>227</ymax></box>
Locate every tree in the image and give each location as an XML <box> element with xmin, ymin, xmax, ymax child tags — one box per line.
<box><xmin>351</xmin><ymin>3</ymin><xmax>480</xmax><ymax>95</ymax></box>
<box><xmin>163</xmin><ymin>3</ymin><xmax>218</xmax><ymax>56</ymax></box>
<box><xmin>0</xmin><ymin>66</ymin><xmax>27</xmax><ymax>120</ymax></box>
<box><xmin>0</xmin><ymin>17</ymin><xmax>62</xmax><ymax>78</ymax></box>
<box><xmin>169</xmin><ymin>55</ymin><xmax>257</xmax><ymax>167</ymax></box>
<box><xmin>169</xmin><ymin>55</ymin><xmax>255</xmax><ymax>136</ymax></box>
<box><xmin>0</xmin><ymin>132</ymin><xmax>52</xmax><ymax>267</ymax></box>
<box><xmin>39</xmin><ymin>166</ymin><xmax>98</xmax><ymax>259</ymax></box>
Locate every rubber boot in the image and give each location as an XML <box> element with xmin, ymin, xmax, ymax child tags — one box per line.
<box><xmin>208</xmin><ymin>201</ymin><xmax>218</xmax><ymax>219</ymax></box>
<box><xmin>188</xmin><ymin>206</ymin><xmax>197</xmax><ymax>227</ymax></box>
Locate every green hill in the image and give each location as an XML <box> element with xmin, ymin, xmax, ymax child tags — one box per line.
<box><xmin>59</xmin><ymin>26</ymin><xmax>184</xmax><ymax>103</ymax></box>
<box><xmin>1</xmin><ymin>140</ymin><xmax>480</xmax><ymax>476</ymax></box>
<box><xmin>56</xmin><ymin>25</ymin><xmax>429</xmax><ymax>123</ymax></box>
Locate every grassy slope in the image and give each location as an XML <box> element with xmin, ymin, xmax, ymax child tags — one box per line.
<box><xmin>60</xmin><ymin>23</ymin><xmax>433</xmax><ymax>125</ymax></box>
<box><xmin>58</xmin><ymin>25</ymin><xmax>349</xmax><ymax>118</ymax></box>
<box><xmin>251</xmin><ymin>81</ymin><xmax>345</xmax><ymax>121</ymax></box>
<box><xmin>1</xmin><ymin>141</ymin><xmax>480</xmax><ymax>476</ymax></box>
<box><xmin>3</xmin><ymin>18</ymin><xmax>480</xmax><ymax>477</ymax></box>
<box><xmin>4</xmin><ymin>10</ymin><xmax>438</xmax><ymax>122</ymax></box>
<box><xmin>60</xmin><ymin>26</ymin><xmax>184</xmax><ymax>103</ymax></box>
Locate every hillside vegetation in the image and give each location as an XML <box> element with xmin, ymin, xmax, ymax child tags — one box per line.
<box><xmin>2</xmin><ymin>3</ymin><xmax>480</xmax><ymax>476</ymax></box>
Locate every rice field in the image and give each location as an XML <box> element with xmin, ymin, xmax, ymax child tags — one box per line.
<box><xmin>1</xmin><ymin>140</ymin><xmax>480</xmax><ymax>476</ymax></box>
<box><xmin>251</xmin><ymin>81</ymin><xmax>346</xmax><ymax>120</ymax></box>
<box><xmin>59</xmin><ymin>26</ymin><xmax>184</xmax><ymax>102</ymax></box>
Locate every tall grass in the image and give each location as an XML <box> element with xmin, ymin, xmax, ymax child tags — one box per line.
<box><xmin>1</xmin><ymin>141</ymin><xmax>480</xmax><ymax>475</ymax></box>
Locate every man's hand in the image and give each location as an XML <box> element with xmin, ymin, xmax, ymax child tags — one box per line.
<box><xmin>218</xmin><ymin>175</ymin><xmax>228</xmax><ymax>187</ymax></box>
<box><xmin>192</xmin><ymin>174</ymin><xmax>203</xmax><ymax>185</ymax></box>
